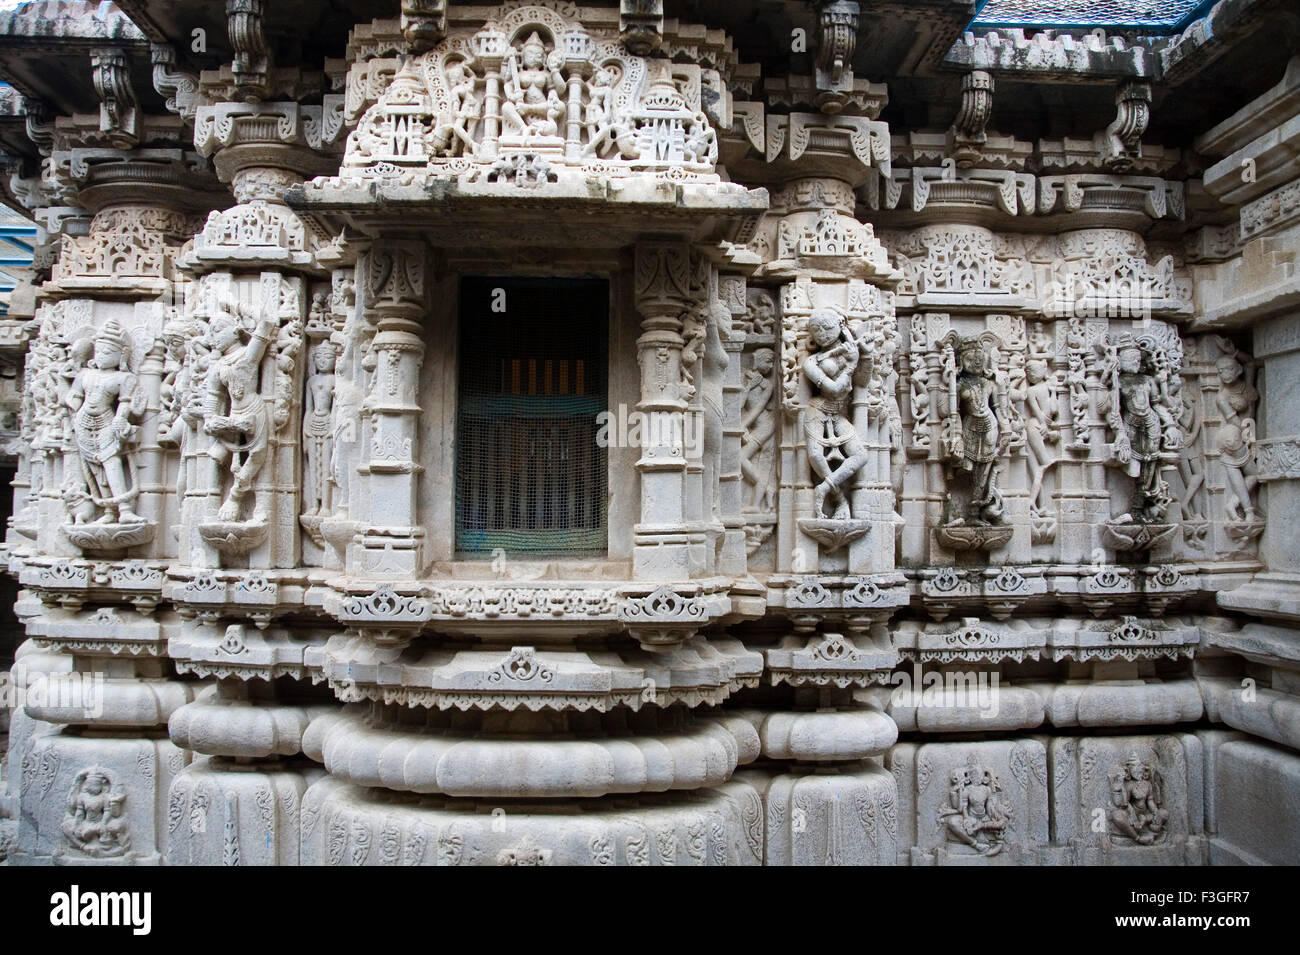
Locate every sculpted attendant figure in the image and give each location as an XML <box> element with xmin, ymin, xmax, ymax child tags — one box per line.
<box><xmin>204</xmin><ymin>299</ymin><xmax>279</xmax><ymax>524</ymax></box>
<box><xmin>1024</xmin><ymin>357</ymin><xmax>1060</xmax><ymax>513</ymax></box>
<box><xmin>944</xmin><ymin>334</ymin><xmax>1008</xmax><ymax>524</ymax></box>
<box><xmin>302</xmin><ymin>341</ymin><xmax>337</xmax><ymax>518</ymax></box>
<box><xmin>1107</xmin><ymin>335</ymin><xmax>1178</xmax><ymax>522</ymax></box>
<box><xmin>1213</xmin><ymin>348</ymin><xmax>1259</xmax><ymax>522</ymax></box>
<box><xmin>803</xmin><ymin>308</ymin><xmax>869</xmax><ymax>521</ymax></box>
<box><xmin>65</xmin><ymin>319</ymin><xmax>145</xmax><ymax>525</ymax></box>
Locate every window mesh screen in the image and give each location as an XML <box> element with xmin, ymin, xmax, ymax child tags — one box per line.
<box><xmin>455</xmin><ymin>277</ymin><xmax>609</xmax><ymax>557</ymax></box>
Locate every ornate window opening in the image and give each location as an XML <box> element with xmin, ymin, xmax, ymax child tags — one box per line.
<box><xmin>454</xmin><ymin>276</ymin><xmax>608</xmax><ymax>557</ymax></box>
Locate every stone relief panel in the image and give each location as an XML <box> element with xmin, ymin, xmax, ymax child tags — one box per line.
<box><xmin>335</xmin><ymin>3</ymin><xmax>732</xmax><ymax>188</ymax></box>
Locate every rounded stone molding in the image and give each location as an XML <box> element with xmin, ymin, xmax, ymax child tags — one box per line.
<box><xmin>25</xmin><ymin>677</ymin><xmax>195</xmax><ymax>728</ymax></box>
<box><xmin>314</xmin><ymin>707</ymin><xmax>754</xmax><ymax>798</ymax></box>
<box><xmin>732</xmin><ymin>707</ymin><xmax>898</xmax><ymax>761</ymax></box>
<box><xmin>169</xmin><ymin>694</ymin><xmax>335</xmax><ymax>759</ymax></box>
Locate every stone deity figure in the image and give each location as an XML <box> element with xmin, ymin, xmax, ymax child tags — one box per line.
<box><xmin>1213</xmin><ymin>348</ymin><xmax>1259</xmax><ymax>523</ymax></box>
<box><xmin>939</xmin><ymin>767</ymin><xmax>1008</xmax><ymax>856</ymax></box>
<box><xmin>203</xmin><ymin>298</ymin><xmax>279</xmax><ymax>524</ymax></box>
<box><xmin>64</xmin><ymin>319</ymin><xmax>145</xmax><ymax>525</ymax></box>
<box><xmin>1106</xmin><ymin>335</ymin><xmax>1179</xmax><ymax>523</ymax></box>
<box><xmin>1024</xmin><ymin>358</ymin><xmax>1060</xmax><ymax>513</ymax></box>
<box><xmin>432</xmin><ymin>61</ymin><xmax>481</xmax><ymax>157</ymax></box>
<box><xmin>61</xmin><ymin>768</ymin><xmax>130</xmax><ymax>858</ymax></box>
<box><xmin>943</xmin><ymin>334</ymin><xmax>1008</xmax><ymax>524</ymax></box>
<box><xmin>302</xmin><ymin>341</ymin><xmax>338</xmax><ymax>518</ymax></box>
<box><xmin>741</xmin><ymin>347</ymin><xmax>776</xmax><ymax>511</ymax></box>
<box><xmin>747</xmin><ymin>291</ymin><xmax>776</xmax><ymax>336</ymax></box>
<box><xmin>501</xmin><ymin>33</ymin><xmax>565</xmax><ymax>137</ymax></box>
<box><xmin>803</xmin><ymin>308</ymin><xmax>869</xmax><ymax>521</ymax></box>
<box><xmin>1108</xmin><ymin>755</ymin><xmax>1169</xmax><ymax>845</ymax></box>
<box><xmin>1171</xmin><ymin>370</ymin><xmax>1205</xmax><ymax>523</ymax></box>
<box><xmin>583</xmin><ymin>66</ymin><xmax>636</xmax><ymax>158</ymax></box>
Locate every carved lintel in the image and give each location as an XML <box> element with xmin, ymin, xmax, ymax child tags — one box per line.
<box><xmin>620</xmin><ymin>0</ymin><xmax>663</xmax><ymax>56</ymax></box>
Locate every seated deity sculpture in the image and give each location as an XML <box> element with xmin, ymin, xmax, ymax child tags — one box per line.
<box><xmin>61</xmin><ymin>768</ymin><xmax>130</xmax><ymax>858</ymax></box>
<box><xmin>939</xmin><ymin>766</ymin><xmax>1009</xmax><ymax>856</ymax></box>
<box><xmin>501</xmin><ymin>33</ymin><xmax>566</xmax><ymax>138</ymax></box>
<box><xmin>1108</xmin><ymin>754</ymin><xmax>1169</xmax><ymax>845</ymax></box>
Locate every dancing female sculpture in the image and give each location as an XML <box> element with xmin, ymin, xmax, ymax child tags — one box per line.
<box><xmin>803</xmin><ymin>308</ymin><xmax>869</xmax><ymax>521</ymax></box>
<box><xmin>1212</xmin><ymin>343</ymin><xmax>1259</xmax><ymax>523</ymax></box>
<box><xmin>203</xmin><ymin>298</ymin><xmax>279</xmax><ymax>525</ymax></box>
<box><xmin>1105</xmin><ymin>334</ymin><xmax>1179</xmax><ymax>524</ymax></box>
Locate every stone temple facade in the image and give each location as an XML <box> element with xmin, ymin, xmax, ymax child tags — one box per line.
<box><xmin>0</xmin><ymin>0</ymin><xmax>1296</xmax><ymax>866</ymax></box>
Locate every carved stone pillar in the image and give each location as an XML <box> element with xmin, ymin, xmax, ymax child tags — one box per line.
<box><xmin>632</xmin><ymin>241</ymin><xmax>693</xmax><ymax>580</ymax></box>
<box><xmin>350</xmin><ymin>240</ymin><xmax>428</xmax><ymax>578</ymax></box>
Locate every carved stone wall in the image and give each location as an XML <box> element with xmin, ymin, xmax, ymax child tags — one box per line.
<box><xmin>1</xmin><ymin>0</ymin><xmax>1298</xmax><ymax>866</ymax></box>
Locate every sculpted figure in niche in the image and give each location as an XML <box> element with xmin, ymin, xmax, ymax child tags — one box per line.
<box><xmin>501</xmin><ymin>33</ymin><xmax>565</xmax><ymax>138</ymax></box>
<box><xmin>159</xmin><ymin>311</ymin><xmax>207</xmax><ymax>520</ymax></box>
<box><xmin>584</xmin><ymin>66</ymin><xmax>637</xmax><ymax>159</ymax></box>
<box><xmin>1213</xmin><ymin>343</ymin><xmax>1259</xmax><ymax>523</ymax></box>
<box><xmin>1024</xmin><ymin>357</ymin><xmax>1060</xmax><ymax>514</ymax></box>
<box><xmin>61</xmin><ymin>767</ymin><xmax>130</xmax><ymax>858</ymax></box>
<box><xmin>64</xmin><ymin>319</ymin><xmax>145</xmax><ymax>525</ymax></box>
<box><xmin>1171</xmin><ymin>368</ymin><xmax>1205</xmax><ymax>523</ymax></box>
<box><xmin>1108</xmin><ymin>754</ymin><xmax>1168</xmax><ymax>845</ymax></box>
<box><xmin>1106</xmin><ymin>334</ymin><xmax>1179</xmax><ymax>523</ymax></box>
<box><xmin>741</xmin><ymin>347</ymin><xmax>776</xmax><ymax>511</ymax></box>
<box><xmin>203</xmin><ymin>298</ymin><xmax>279</xmax><ymax>523</ymax></box>
<box><xmin>939</xmin><ymin>766</ymin><xmax>1008</xmax><ymax>856</ymax></box>
<box><xmin>302</xmin><ymin>340</ymin><xmax>338</xmax><ymax>520</ymax></box>
<box><xmin>804</xmin><ymin>308</ymin><xmax>868</xmax><ymax>521</ymax></box>
<box><xmin>431</xmin><ymin>61</ymin><xmax>481</xmax><ymax>157</ymax></box>
<box><xmin>942</xmin><ymin>333</ymin><xmax>1008</xmax><ymax>524</ymax></box>
<box><xmin>747</xmin><ymin>290</ymin><xmax>776</xmax><ymax>336</ymax></box>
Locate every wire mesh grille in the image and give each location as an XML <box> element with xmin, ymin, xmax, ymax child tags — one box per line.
<box><xmin>455</xmin><ymin>277</ymin><xmax>609</xmax><ymax>558</ymax></box>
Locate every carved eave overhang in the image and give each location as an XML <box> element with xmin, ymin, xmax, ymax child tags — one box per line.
<box><xmin>310</xmin><ymin>632</ymin><xmax>762</xmax><ymax>713</ymax></box>
<box><xmin>0</xmin><ymin>2</ymin><xmax>153</xmax><ymax>123</ymax></box>
<box><xmin>866</xmin><ymin>131</ymin><xmax>1036</xmax><ymax>228</ymax></box>
<box><xmin>48</xmin><ymin>114</ymin><xmax>224</xmax><ymax>211</ymax></box>
<box><xmin>168</xmin><ymin>621</ymin><xmax>325</xmax><ymax>683</ymax></box>
<box><xmin>291</xmin><ymin>175</ymin><xmax>767</xmax><ymax>248</ymax></box>
<box><xmin>943</xmin><ymin>28</ymin><xmax>1156</xmax><ymax>81</ymax></box>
